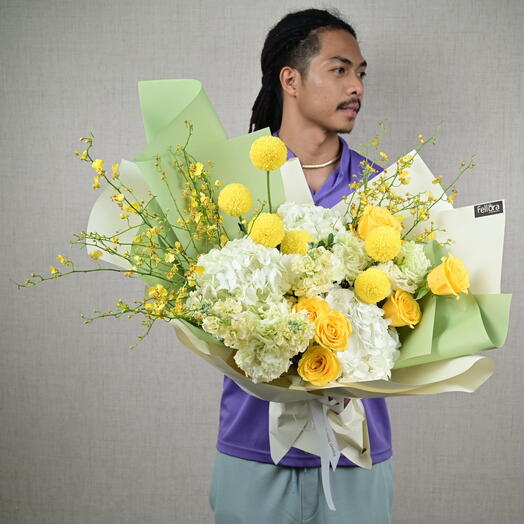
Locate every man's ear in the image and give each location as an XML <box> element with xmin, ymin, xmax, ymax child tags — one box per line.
<box><xmin>279</xmin><ymin>66</ymin><xmax>301</xmax><ymax>97</ymax></box>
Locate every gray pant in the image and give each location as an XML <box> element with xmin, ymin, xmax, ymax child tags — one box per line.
<box><xmin>209</xmin><ymin>451</ymin><xmax>394</xmax><ymax>524</ymax></box>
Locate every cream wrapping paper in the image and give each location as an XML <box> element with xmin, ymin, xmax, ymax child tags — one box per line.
<box><xmin>172</xmin><ymin>317</ymin><xmax>494</xmax><ymax>509</ymax></box>
<box><xmin>268</xmin><ymin>395</ymin><xmax>371</xmax><ymax>510</ymax></box>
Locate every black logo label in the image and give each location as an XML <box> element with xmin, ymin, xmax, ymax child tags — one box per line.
<box><xmin>474</xmin><ymin>200</ymin><xmax>504</xmax><ymax>218</ymax></box>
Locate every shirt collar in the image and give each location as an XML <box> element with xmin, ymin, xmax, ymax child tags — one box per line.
<box><xmin>272</xmin><ymin>129</ymin><xmax>349</xmax><ymax>166</ymax></box>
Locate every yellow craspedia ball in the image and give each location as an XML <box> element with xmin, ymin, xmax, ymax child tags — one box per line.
<box><xmin>249</xmin><ymin>136</ymin><xmax>288</xmax><ymax>171</ymax></box>
<box><xmin>217</xmin><ymin>183</ymin><xmax>253</xmax><ymax>217</ymax></box>
<box><xmin>248</xmin><ymin>213</ymin><xmax>285</xmax><ymax>248</ymax></box>
<box><xmin>354</xmin><ymin>267</ymin><xmax>391</xmax><ymax>304</ymax></box>
<box><xmin>280</xmin><ymin>230</ymin><xmax>313</xmax><ymax>255</ymax></box>
<box><xmin>364</xmin><ymin>226</ymin><xmax>402</xmax><ymax>262</ymax></box>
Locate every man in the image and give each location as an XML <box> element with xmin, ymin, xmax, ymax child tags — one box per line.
<box><xmin>209</xmin><ymin>9</ymin><xmax>394</xmax><ymax>524</ymax></box>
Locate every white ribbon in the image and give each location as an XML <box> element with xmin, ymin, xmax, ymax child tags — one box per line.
<box><xmin>269</xmin><ymin>395</ymin><xmax>372</xmax><ymax>511</ymax></box>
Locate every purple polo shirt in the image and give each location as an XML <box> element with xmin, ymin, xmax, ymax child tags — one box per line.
<box><xmin>216</xmin><ymin>132</ymin><xmax>392</xmax><ymax>467</ymax></box>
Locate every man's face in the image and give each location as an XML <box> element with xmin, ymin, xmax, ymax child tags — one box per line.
<box><xmin>291</xmin><ymin>29</ymin><xmax>367</xmax><ymax>134</ymax></box>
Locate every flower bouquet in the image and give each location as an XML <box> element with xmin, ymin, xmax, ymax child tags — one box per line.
<box><xmin>18</xmin><ymin>79</ymin><xmax>512</xmax><ymax>510</ymax></box>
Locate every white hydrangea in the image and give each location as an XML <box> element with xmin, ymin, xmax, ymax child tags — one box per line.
<box><xmin>395</xmin><ymin>241</ymin><xmax>432</xmax><ymax>288</ymax></box>
<box><xmin>277</xmin><ymin>202</ymin><xmax>349</xmax><ymax>242</ymax></box>
<box><xmin>325</xmin><ymin>287</ymin><xmax>400</xmax><ymax>381</ymax></box>
<box><xmin>192</xmin><ymin>237</ymin><xmax>294</xmax><ymax>306</ymax></box>
<box><xmin>332</xmin><ymin>230</ymin><xmax>372</xmax><ymax>282</ymax></box>
<box><xmin>284</xmin><ymin>247</ymin><xmax>344</xmax><ymax>297</ymax></box>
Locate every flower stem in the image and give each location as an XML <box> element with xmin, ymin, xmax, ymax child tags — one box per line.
<box><xmin>266</xmin><ymin>170</ymin><xmax>272</xmax><ymax>213</ymax></box>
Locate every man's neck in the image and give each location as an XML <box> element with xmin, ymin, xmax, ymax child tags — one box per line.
<box><xmin>277</xmin><ymin>122</ymin><xmax>341</xmax><ymax>165</ymax></box>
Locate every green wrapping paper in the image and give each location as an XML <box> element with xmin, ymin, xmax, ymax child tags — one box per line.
<box><xmin>393</xmin><ymin>241</ymin><xmax>512</xmax><ymax>368</ymax></box>
<box><xmin>132</xmin><ymin>79</ymin><xmax>288</xmax><ymax>258</ymax></box>
<box><xmin>393</xmin><ymin>293</ymin><xmax>512</xmax><ymax>369</ymax></box>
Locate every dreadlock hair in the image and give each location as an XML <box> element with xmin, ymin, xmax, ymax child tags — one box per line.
<box><xmin>249</xmin><ymin>8</ymin><xmax>358</xmax><ymax>134</ymax></box>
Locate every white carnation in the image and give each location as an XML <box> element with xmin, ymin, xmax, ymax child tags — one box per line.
<box><xmin>325</xmin><ymin>287</ymin><xmax>400</xmax><ymax>381</ymax></box>
<box><xmin>376</xmin><ymin>261</ymin><xmax>417</xmax><ymax>293</ymax></box>
<box><xmin>395</xmin><ymin>241</ymin><xmax>431</xmax><ymax>288</ymax></box>
<box><xmin>332</xmin><ymin>230</ymin><xmax>372</xmax><ymax>282</ymax></box>
<box><xmin>277</xmin><ymin>202</ymin><xmax>348</xmax><ymax>242</ymax></box>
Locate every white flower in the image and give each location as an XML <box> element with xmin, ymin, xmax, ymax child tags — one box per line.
<box><xmin>193</xmin><ymin>237</ymin><xmax>293</xmax><ymax>306</ymax></box>
<box><xmin>325</xmin><ymin>287</ymin><xmax>400</xmax><ymax>381</ymax></box>
<box><xmin>332</xmin><ymin>230</ymin><xmax>372</xmax><ymax>282</ymax></box>
<box><xmin>232</xmin><ymin>301</ymin><xmax>314</xmax><ymax>383</ymax></box>
<box><xmin>284</xmin><ymin>247</ymin><xmax>344</xmax><ymax>297</ymax></box>
<box><xmin>376</xmin><ymin>261</ymin><xmax>417</xmax><ymax>293</ymax></box>
<box><xmin>395</xmin><ymin>241</ymin><xmax>431</xmax><ymax>288</ymax></box>
<box><xmin>277</xmin><ymin>202</ymin><xmax>348</xmax><ymax>242</ymax></box>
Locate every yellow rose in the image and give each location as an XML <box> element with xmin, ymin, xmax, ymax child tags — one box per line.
<box><xmin>295</xmin><ymin>296</ymin><xmax>330</xmax><ymax>323</ymax></box>
<box><xmin>357</xmin><ymin>205</ymin><xmax>403</xmax><ymax>240</ymax></box>
<box><xmin>382</xmin><ymin>290</ymin><xmax>421</xmax><ymax>328</ymax></box>
<box><xmin>297</xmin><ymin>345</ymin><xmax>342</xmax><ymax>386</ymax></box>
<box><xmin>427</xmin><ymin>253</ymin><xmax>469</xmax><ymax>299</ymax></box>
<box><xmin>315</xmin><ymin>309</ymin><xmax>352</xmax><ymax>352</ymax></box>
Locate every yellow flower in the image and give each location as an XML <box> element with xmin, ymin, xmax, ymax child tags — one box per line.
<box><xmin>164</xmin><ymin>252</ymin><xmax>176</xmax><ymax>263</ymax></box>
<box><xmin>194</xmin><ymin>265</ymin><xmax>205</xmax><ymax>276</ymax></box>
<box><xmin>111</xmin><ymin>163</ymin><xmax>120</xmax><ymax>179</ymax></box>
<box><xmin>89</xmin><ymin>250</ymin><xmax>103</xmax><ymax>260</ymax></box>
<box><xmin>49</xmin><ymin>265</ymin><xmax>59</xmax><ymax>275</ymax></box>
<box><xmin>297</xmin><ymin>345</ymin><xmax>342</xmax><ymax>386</ymax></box>
<box><xmin>295</xmin><ymin>296</ymin><xmax>330</xmax><ymax>323</ymax></box>
<box><xmin>122</xmin><ymin>201</ymin><xmax>141</xmax><ymax>213</ymax></box>
<box><xmin>427</xmin><ymin>253</ymin><xmax>469</xmax><ymax>299</ymax></box>
<box><xmin>315</xmin><ymin>310</ymin><xmax>352</xmax><ymax>352</ymax></box>
<box><xmin>80</xmin><ymin>150</ymin><xmax>88</xmax><ymax>160</ymax></box>
<box><xmin>92</xmin><ymin>176</ymin><xmax>101</xmax><ymax>189</ymax></box>
<box><xmin>280</xmin><ymin>230</ymin><xmax>313</xmax><ymax>255</ymax></box>
<box><xmin>217</xmin><ymin>183</ymin><xmax>253</xmax><ymax>217</ymax></box>
<box><xmin>354</xmin><ymin>267</ymin><xmax>391</xmax><ymax>304</ymax></box>
<box><xmin>379</xmin><ymin>151</ymin><xmax>388</xmax><ymax>161</ymax></box>
<box><xmin>249</xmin><ymin>136</ymin><xmax>287</xmax><ymax>171</ymax></box>
<box><xmin>111</xmin><ymin>193</ymin><xmax>125</xmax><ymax>202</ymax></box>
<box><xmin>190</xmin><ymin>162</ymin><xmax>204</xmax><ymax>178</ymax></box>
<box><xmin>248</xmin><ymin>213</ymin><xmax>285</xmax><ymax>248</ymax></box>
<box><xmin>56</xmin><ymin>254</ymin><xmax>68</xmax><ymax>266</ymax></box>
<box><xmin>357</xmin><ymin>205</ymin><xmax>402</xmax><ymax>240</ymax></box>
<box><xmin>364</xmin><ymin>226</ymin><xmax>402</xmax><ymax>262</ymax></box>
<box><xmin>382</xmin><ymin>290</ymin><xmax>421</xmax><ymax>328</ymax></box>
<box><xmin>91</xmin><ymin>158</ymin><xmax>104</xmax><ymax>174</ymax></box>
<box><xmin>148</xmin><ymin>284</ymin><xmax>168</xmax><ymax>300</ymax></box>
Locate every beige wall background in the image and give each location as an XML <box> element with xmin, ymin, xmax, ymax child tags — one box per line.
<box><xmin>1</xmin><ymin>0</ymin><xmax>522</xmax><ymax>523</ymax></box>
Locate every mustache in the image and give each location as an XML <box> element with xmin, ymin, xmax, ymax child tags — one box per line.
<box><xmin>337</xmin><ymin>99</ymin><xmax>360</xmax><ymax>109</ymax></box>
